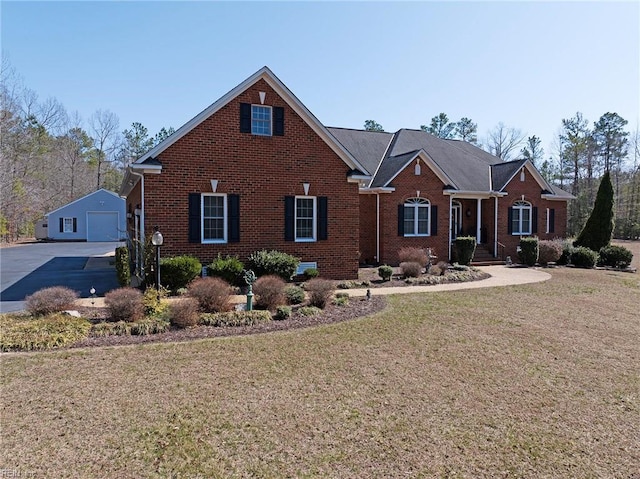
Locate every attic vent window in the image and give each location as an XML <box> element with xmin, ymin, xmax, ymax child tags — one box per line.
<box><xmin>415</xmin><ymin>159</ymin><xmax>421</xmax><ymax>176</ymax></box>
<box><xmin>520</xmin><ymin>169</ymin><xmax>525</xmax><ymax>182</ymax></box>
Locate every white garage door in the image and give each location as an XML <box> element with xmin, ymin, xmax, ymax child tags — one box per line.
<box><xmin>87</xmin><ymin>212</ymin><xmax>120</xmax><ymax>242</ymax></box>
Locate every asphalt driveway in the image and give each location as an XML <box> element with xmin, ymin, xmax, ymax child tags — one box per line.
<box><xmin>0</xmin><ymin>241</ymin><xmax>124</xmax><ymax>313</ymax></box>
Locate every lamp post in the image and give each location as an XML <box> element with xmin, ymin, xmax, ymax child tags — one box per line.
<box><xmin>151</xmin><ymin>226</ymin><xmax>163</xmax><ymax>291</ymax></box>
<box><xmin>90</xmin><ymin>287</ymin><xmax>96</xmax><ymax>307</ymax></box>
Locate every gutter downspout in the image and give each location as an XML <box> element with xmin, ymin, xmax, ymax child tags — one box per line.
<box><xmin>376</xmin><ymin>193</ymin><xmax>380</xmax><ymax>264</ymax></box>
<box><xmin>129</xmin><ymin>170</ymin><xmax>145</xmax><ymax>277</ymax></box>
<box><xmin>448</xmin><ymin>195</ymin><xmax>453</xmax><ymax>261</ymax></box>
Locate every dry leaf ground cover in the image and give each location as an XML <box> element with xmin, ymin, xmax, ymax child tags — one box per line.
<box><xmin>1</xmin><ymin>243</ymin><xmax>638</xmax><ymax>478</ymax></box>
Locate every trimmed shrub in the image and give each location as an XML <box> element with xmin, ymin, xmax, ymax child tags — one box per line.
<box><xmin>575</xmin><ymin>171</ymin><xmax>615</xmax><ymax>251</ymax></box>
<box><xmin>253</xmin><ymin>275</ymin><xmax>287</xmax><ymax>311</ymax></box>
<box><xmin>91</xmin><ymin>317</ymin><xmax>169</xmax><ymax>337</ymax></box>
<box><xmin>598</xmin><ymin>245</ymin><xmax>633</xmax><ymax>268</ymax></box>
<box><xmin>400</xmin><ymin>261</ymin><xmax>423</xmax><ymax>278</ymax></box>
<box><xmin>275</xmin><ymin>305</ymin><xmax>292</xmax><ymax>320</ymax></box>
<box><xmin>557</xmin><ymin>238</ymin><xmax>576</xmax><ymax>265</ymax></box>
<box><xmin>207</xmin><ymin>254</ymin><xmax>244</xmax><ymax>286</ymax></box>
<box><xmin>160</xmin><ymin>255</ymin><xmax>202</xmax><ymax>291</ymax></box>
<box><xmin>570</xmin><ymin>247</ymin><xmax>598</xmax><ymax>269</ymax></box>
<box><xmin>169</xmin><ymin>298</ymin><xmax>201</xmax><ymax>329</ymax></box>
<box><xmin>453</xmin><ymin>236</ymin><xmax>476</xmax><ymax>266</ymax></box>
<box><xmin>378</xmin><ymin>265</ymin><xmax>393</xmax><ymax>281</ymax></box>
<box><xmin>305</xmin><ymin>278</ymin><xmax>335</xmax><ymax>309</ymax></box>
<box><xmin>143</xmin><ymin>286</ymin><xmax>169</xmax><ymax>316</ymax></box>
<box><xmin>200</xmin><ymin>310</ymin><xmax>271</xmax><ymax>327</ymax></box>
<box><xmin>538</xmin><ymin>239</ymin><xmax>564</xmax><ymax>266</ymax></box>
<box><xmin>0</xmin><ymin>313</ymin><xmax>91</xmax><ymax>351</ymax></box>
<box><xmin>333</xmin><ymin>292</ymin><xmax>349</xmax><ymax>307</ymax></box>
<box><xmin>187</xmin><ymin>277</ymin><xmax>233</xmax><ymax>313</ymax></box>
<box><xmin>303</xmin><ymin>268</ymin><xmax>319</xmax><ymax>280</ymax></box>
<box><xmin>398</xmin><ymin>247</ymin><xmax>428</xmax><ymax>265</ymax></box>
<box><xmin>246</xmin><ymin>250</ymin><xmax>300</xmax><ymax>280</ymax></box>
<box><xmin>115</xmin><ymin>246</ymin><xmax>130</xmax><ymax>286</ymax></box>
<box><xmin>25</xmin><ymin>286</ymin><xmax>78</xmax><ymax>316</ymax></box>
<box><xmin>284</xmin><ymin>285</ymin><xmax>305</xmax><ymax>305</ymax></box>
<box><xmin>518</xmin><ymin>237</ymin><xmax>539</xmax><ymax>266</ymax></box>
<box><xmin>104</xmin><ymin>287</ymin><xmax>145</xmax><ymax>322</ymax></box>
<box><xmin>298</xmin><ymin>306</ymin><xmax>322</xmax><ymax>317</ymax></box>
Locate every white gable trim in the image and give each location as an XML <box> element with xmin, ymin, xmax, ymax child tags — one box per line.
<box><xmin>382</xmin><ymin>150</ymin><xmax>456</xmax><ymax>189</ymax></box>
<box><xmin>46</xmin><ymin>189</ymin><xmax>122</xmax><ymax>217</ymax></box>
<box><xmin>134</xmin><ymin>67</ymin><xmax>368</xmax><ymax>175</ymax></box>
<box><xmin>499</xmin><ymin>160</ymin><xmax>553</xmax><ymax>194</ymax></box>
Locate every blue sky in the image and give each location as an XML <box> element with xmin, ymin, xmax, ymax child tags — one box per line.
<box><xmin>3</xmin><ymin>1</ymin><xmax>639</xmax><ymax>160</ymax></box>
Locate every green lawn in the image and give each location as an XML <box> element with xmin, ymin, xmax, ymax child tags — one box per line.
<box><xmin>1</xmin><ymin>263</ymin><xmax>638</xmax><ymax>478</ymax></box>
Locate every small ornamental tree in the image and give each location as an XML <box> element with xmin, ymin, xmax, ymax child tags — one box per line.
<box><xmin>574</xmin><ymin>171</ymin><xmax>614</xmax><ymax>251</ymax></box>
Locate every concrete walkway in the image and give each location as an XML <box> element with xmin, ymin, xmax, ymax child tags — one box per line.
<box><xmin>73</xmin><ymin>265</ymin><xmax>551</xmax><ymax>308</ymax></box>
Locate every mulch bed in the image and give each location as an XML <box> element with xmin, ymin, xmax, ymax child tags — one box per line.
<box><xmin>71</xmin><ymin>296</ymin><xmax>387</xmax><ymax>349</ymax></box>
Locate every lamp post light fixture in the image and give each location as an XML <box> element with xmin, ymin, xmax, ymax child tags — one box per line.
<box><xmin>90</xmin><ymin>286</ymin><xmax>96</xmax><ymax>307</ymax></box>
<box><xmin>151</xmin><ymin>226</ymin><xmax>164</xmax><ymax>291</ymax></box>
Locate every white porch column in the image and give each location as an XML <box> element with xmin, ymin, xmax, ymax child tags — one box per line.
<box><xmin>476</xmin><ymin>198</ymin><xmax>482</xmax><ymax>244</ymax></box>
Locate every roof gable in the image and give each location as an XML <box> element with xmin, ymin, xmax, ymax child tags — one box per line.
<box><xmin>495</xmin><ymin>159</ymin><xmax>552</xmax><ymax>193</ymax></box>
<box><xmin>135</xmin><ymin>67</ymin><xmax>369</xmax><ymax>175</ymax></box>
<box><xmin>46</xmin><ymin>189</ymin><xmax>122</xmax><ymax>216</ymax></box>
<box><xmin>372</xmin><ymin>149</ymin><xmax>455</xmax><ymax>188</ymax></box>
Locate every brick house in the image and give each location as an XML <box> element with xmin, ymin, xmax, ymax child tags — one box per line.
<box><xmin>121</xmin><ymin>67</ymin><xmax>572</xmax><ymax>279</ymax></box>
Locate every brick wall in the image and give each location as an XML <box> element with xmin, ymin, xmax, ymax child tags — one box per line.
<box><xmin>138</xmin><ymin>79</ymin><xmax>360</xmax><ymax>279</ymax></box>
<box><xmin>359</xmin><ymin>194</ymin><xmax>377</xmax><ymax>264</ymax></box>
<box><xmin>378</xmin><ymin>161</ymin><xmax>450</xmax><ymax>265</ymax></box>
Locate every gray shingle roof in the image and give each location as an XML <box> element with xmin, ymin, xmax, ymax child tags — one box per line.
<box><xmin>491</xmin><ymin>159</ymin><xmax>527</xmax><ymax>191</ymax></box>
<box><xmin>327</xmin><ymin>127</ymin><xmax>393</xmax><ymax>176</ymax></box>
<box><xmin>371</xmin><ymin>150</ymin><xmax>419</xmax><ymax>188</ymax></box>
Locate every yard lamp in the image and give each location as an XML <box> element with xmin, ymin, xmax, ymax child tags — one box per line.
<box><xmin>151</xmin><ymin>226</ymin><xmax>164</xmax><ymax>291</ymax></box>
<box><xmin>90</xmin><ymin>286</ymin><xmax>96</xmax><ymax>307</ymax></box>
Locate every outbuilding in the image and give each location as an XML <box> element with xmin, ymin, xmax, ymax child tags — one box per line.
<box><xmin>46</xmin><ymin>189</ymin><xmax>126</xmax><ymax>242</ymax></box>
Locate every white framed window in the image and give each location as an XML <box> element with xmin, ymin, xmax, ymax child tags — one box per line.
<box><xmin>404</xmin><ymin>198</ymin><xmax>430</xmax><ymax>236</ymax></box>
<box><xmin>295</xmin><ymin>196</ymin><xmax>316</xmax><ymax>242</ymax></box>
<box><xmin>202</xmin><ymin>193</ymin><xmax>227</xmax><ymax>243</ymax></box>
<box><xmin>511</xmin><ymin>200</ymin><xmax>532</xmax><ymax>235</ymax></box>
<box><xmin>251</xmin><ymin>105</ymin><xmax>272</xmax><ymax>136</ymax></box>
<box><xmin>63</xmin><ymin>217</ymin><xmax>74</xmax><ymax>233</ymax></box>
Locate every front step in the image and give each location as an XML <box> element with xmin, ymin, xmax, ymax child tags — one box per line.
<box><xmin>470</xmin><ymin>245</ymin><xmax>505</xmax><ymax>266</ymax></box>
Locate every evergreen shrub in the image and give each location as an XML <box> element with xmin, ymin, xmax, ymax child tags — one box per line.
<box><xmin>207</xmin><ymin>254</ymin><xmax>244</xmax><ymax>286</ymax></box>
<box><xmin>453</xmin><ymin>236</ymin><xmax>476</xmax><ymax>266</ymax></box>
<box><xmin>570</xmin><ymin>247</ymin><xmax>598</xmax><ymax>269</ymax></box>
<box><xmin>246</xmin><ymin>250</ymin><xmax>300</xmax><ymax>280</ymax></box>
<box><xmin>160</xmin><ymin>255</ymin><xmax>202</xmax><ymax>291</ymax></box>
<box><xmin>378</xmin><ymin>265</ymin><xmax>393</xmax><ymax>281</ymax></box>
<box><xmin>115</xmin><ymin>246</ymin><xmax>130</xmax><ymax>286</ymax></box>
<box><xmin>518</xmin><ymin>237</ymin><xmax>539</xmax><ymax>266</ymax></box>
<box><xmin>598</xmin><ymin>245</ymin><xmax>633</xmax><ymax>268</ymax></box>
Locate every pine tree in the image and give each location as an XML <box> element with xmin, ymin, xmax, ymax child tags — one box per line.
<box><xmin>574</xmin><ymin>171</ymin><xmax>614</xmax><ymax>251</ymax></box>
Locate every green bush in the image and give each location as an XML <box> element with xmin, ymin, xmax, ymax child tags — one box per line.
<box><xmin>104</xmin><ymin>287</ymin><xmax>145</xmax><ymax>322</ymax></box>
<box><xmin>246</xmin><ymin>250</ymin><xmax>300</xmax><ymax>280</ymax></box>
<box><xmin>453</xmin><ymin>237</ymin><xmax>476</xmax><ymax>266</ymax></box>
<box><xmin>1</xmin><ymin>313</ymin><xmax>91</xmax><ymax>351</ymax></box>
<box><xmin>378</xmin><ymin>265</ymin><xmax>393</xmax><ymax>281</ymax></box>
<box><xmin>169</xmin><ymin>298</ymin><xmax>201</xmax><ymax>329</ymax></box>
<box><xmin>574</xmin><ymin>171</ymin><xmax>615</xmax><ymax>251</ymax></box>
<box><xmin>333</xmin><ymin>292</ymin><xmax>349</xmax><ymax>307</ymax></box>
<box><xmin>253</xmin><ymin>275</ymin><xmax>287</xmax><ymax>311</ymax></box>
<box><xmin>305</xmin><ymin>278</ymin><xmax>335</xmax><ymax>309</ymax></box>
<box><xmin>187</xmin><ymin>277</ymin><xmax>233</xmax><ymax>313</ymax></box>
<box><xmin>570</xmin><ymin>247</ymin><xmax>598</xmax><ymax>269</ymax></box>
<box><xmin>538</xmin><ymin>239</ymin><xmax>564</xmax><ymax>266</ymax></box>
<box><xmin>298</xmin><ymin>306</ymin><xmax>322</xmax><ymax>317</ymax></box>
<box><xmin>115</xmin><ymin>246</ymin><xmax>130</xmax><ymax>287</ymax></box>
<box><xmin>284</xmin><ymin>285</ymin><xmax>305</xmax><ymax>305</ymax></box>
<box><xmin>557</xmin><ymin>239</ymin><xmax>576</xmax><ymax>265</ymax></box>
<box><xmin>400</xmin><ymin>261</ymin><xmax>422</xmax><ymax>278</ymax></box>
<box><xmin>143</xmin><ymin>286</ymin><xmax>169</xmax><ymax>316</ymax></box>
<box><xmin>275</xmin><ymin>305</ymin><xmax>292</xmax><ymax>320</ymax></box>
<box><xmin>303</xmin><ymin>268</ymin><xmax>319</xmax><ymax>280</ymax></box>
<box><xmin>24</xmin><ymin>286</ymin><xmax>78</xmax><ymax>316</ymax></box>
<box><xmin>90</xmin><ymin>317</ymin><xmax>169</xmax><ymax>337</ymax></box>
<box><xmin>200</xmin><ymin>310</ymin><xmax>271</xmax><ymax>327</ymax></box>
<box><xmin>518</xmin><ymin>237</ymin><xmax>539</xmax><ymax>266</ymax></box>
<box><xmin>207</xmin><ymin>254</ymin><xmax>244</xmax><ymax>286</ymax></box>
<box><xmin>598</xmin><ymin>245</ymin><xmax>633</xmax><ymax>268</ymax></box>
<box><xmin>160</xmin><ymin>255</ymin><xmax>202</xmax><ymax>291</ymax></box>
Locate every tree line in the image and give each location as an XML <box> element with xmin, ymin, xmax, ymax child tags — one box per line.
<box><xmin>0</xmin><ymin>60</ymin><xmax>174</xmax><ymax>241</ymax></box>
<box><xmin>364</xmin><ymin>112</ymin><xmax>640</xmax><ymax>239</ymax></box>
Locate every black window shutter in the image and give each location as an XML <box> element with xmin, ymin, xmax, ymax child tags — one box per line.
<box><xmin>507</xmin><ymin>207</ymin><xmax>513</xmax><ymax>234</ymax></box>
<box><xmin>59</xmin><ymin>218</ymin><xmax>63</xmax><ymax>233</ymax></box>
<box><xmin>72</xmin><ymin>218</ymin><xmax>77</xmax><ymax>233</ymax></box>
<box><xmin>285</xmin><ymin>196</ymin><xmax>295</xmax><ymax>241</ymax></box>
<box><xmin>397</xmin><ymin>204</ymin><xmax>405</xmax><ymax>236</ymax></box>
<box><xmin>240</xmin><ymin>103</ymin><xmax>251</xmax><ymax>133</ymax></box>
<box><xmin>188</xmin><ymin>193</ymin><xmax>201</xmax><ymax>243</ymax></box>
<box><xmin>228</xmin><ymin>194</ymin><xmax>240</xmax><ymax>243</ymax></box>
<box><xmin>318</xmin><ymin>196</ymin><xmax>328</xmax><ymax>240</ymax></box>
<box><xmin>532</xmin><ymin>207</ymin><xmax>538</xmax><ymax>234</ymax></box>
<box><xmin>430</xmin><ymin>205</ymin><xmax>438</xmax><ymax>236</ymax></box>
<box><xmin>273</xmin><ymin>107</ymin><xmax>285</xmax><ymax>136</ymax></box>
<box><xmin>549</xmin><ymin>208</ymin><xmax>555</xmax><ymax>233</ymax></box>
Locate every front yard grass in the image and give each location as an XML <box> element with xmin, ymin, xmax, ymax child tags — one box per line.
<box><xmin>1</xmin><ymin>264</ymin><xmax>638</xmax><ymax>478</ymax></box>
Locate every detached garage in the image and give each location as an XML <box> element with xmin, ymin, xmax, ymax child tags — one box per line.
<box><xmin>46</xmin><ymin>189</ymin><xmax>126</xmax><ymax>242</ymax></box>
